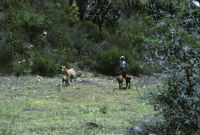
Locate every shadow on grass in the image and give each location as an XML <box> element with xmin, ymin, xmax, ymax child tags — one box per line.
<box><xmin>113</xmin><ymin>87</ymin><xmax>131</xmax><ymax>91</ymax></box>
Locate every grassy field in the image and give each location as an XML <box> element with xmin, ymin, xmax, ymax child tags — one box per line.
<box><xmin>0</xmin><ymin>71</ymin><xmax>158</xmax><ymax>135</ymax></box>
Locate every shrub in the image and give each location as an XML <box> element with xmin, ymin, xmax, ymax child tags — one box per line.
<box><xmin>9</xmin><ymin>6</ymin><xmax>46</xmax><ymax>43</ymax></box>
<box><xmin>12</xmin><ymin>57</ymin><xmax>28</xmax><ymax>77</ymax></box>
<box><xmin>31</xmin><ymin>52</ymin><xmax>59</xmax><ymax>77</ymax></box>
<box><xmin>95</xmin><ymin>48</ymin><xmax>143</xmax><ymax>76</ymax></box>
<box><xmin>87</xmin><ymin>0</ymin><xmax>120</xmax><ymax>31</ymax></box>
<box><xmin>0</xmin><ymin>32</ymin><xmax>20</xmax><ymax>74</ymax></box>
<box><xmin>145</xmin><ymin>15</ymin><xmax>200</xmax><ymax>134</ymax></box>
<box><xmin>2</xmin><ymin>0</ymin><xmax>21</xmax><ymax>8</ymax></box>
<box><xmin>128</xmin><ymin>60</ymin><xmax>142</xmax><ymax>76</ymax></box>
<box><xmin>77</xmin><ymin>55</ymin><xmax>94</xmax><ymax>70</ymax></box>
<box><xmin>43</xmin><ymin>2</ymin><xmax>79</xmax><ymax>26</ymax></box>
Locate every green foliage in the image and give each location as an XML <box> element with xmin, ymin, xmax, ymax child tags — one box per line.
<box><xmin>12</xmin><ymin>9</ymin><xmax>45</xmax><ymax>28</ymax></box>
<box><xmin>0</xmin><ymin>31</ymin><xmax>33</xmax><ymax>75</ymax></box>
<box><xmin>95</xmin><ymin>48</ymin><xmax>120</xmax><ymax>75</ymax></box>
<box><xmin>12</xmin><ymin>57</ymin><xmax>28</xmax><ymax>77</ymax></box>
<box><xmin>0</xmin><ymin>129</ymin><xmax>10</xmax><ymax>135</ymax></box>
<box><xmin>95</xmin><ymin>48</ymin><xmax>143</xmax><ymax>76</ymax></box>
<box><xmin>1</xmin><ymin>0</ymin><xmax>199</xmax><ymax>79</ymax></box>
<box><xmin>151</xmin><ymin>72</ymin><xmax>200</xmax><ymax>134</ymax></box>
<box><xmin>76</xmin><ymin>0</ymin><xmax>88</xmax><ymax>20</ymax></box>
<box><xmin>2</xmin><ymin>0</ymin><xmax>23</xmax><ymax>8</ymax></box>
<box><xmin>0</xmin><ymin>33</ymin><xmax>19</xmax><ymax>74</ymax></box>
<box><xmin>78</xmin><ymin>55</ymin><xmax>94</xmax><ymax>70</ymax></box>
<box><xmin>77</xmin><ymin>21</ymin><xmax>100</xmax><ymax>43</ymax></box>
<box><xmin>145</xmin><ymin>11</ymin><xmax>200</xmax><ymax>134</ymax></box>
<box><xmin>121</xmin><ymin>0</ymin><xmax>190</xmax><ymax>21</ymax></box>
<box><xmin>128</xmin><ymin>60</ymin><xmax>142</xmax><ymax>76</ymax></box>
<box><xmin>116</xmin><ymin>16</ymin><xmax>146</xmax><ymax>52</ymax></box>
<box><xmin>69</xmin><ymin>4</ymin><xmax>80</xmax><ymax>24</ymax></box>
<box><xmin>87</xmin><ymin>0</ymin><xmax>120</xmax><ymax>31</ymax></box>
<box><xmin>0</xmin><ymin>34</ymin><xmax>15</xmax><ymax>64</ymax></box>
<box><xmin>43</xmin><ymin>2</ymin><xmax>79</xmax><ymax>26</ymax></box>
<box><xmin>31</xmin><ymin>52</ymin><xmax>59</xmax><ymax>77</ymax></box>
<box><xmin>1</xmin><ymin>5</ymin><xmax>46</xmax><ymax>44</ymax></box>
<box><xmin>1</xmin><ymin>1</ymin><xmax>200</xmax><ymax>134</ymax></box>
<box><xmin>1</xmin><ymin>0</ymin><xmax>149</xmax><ymax>77</ymax></box>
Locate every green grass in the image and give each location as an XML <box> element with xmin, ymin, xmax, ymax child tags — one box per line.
<box><xmin>0</xmin><ymin>72</ymin><xmax>156</xmax><ymax>135</ymax></box>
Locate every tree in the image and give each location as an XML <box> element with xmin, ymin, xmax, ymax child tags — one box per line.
<box><xmin>145</xmin><ymin>5</ymin><xmax>200</xmax><ymax>134</ymax></box>
<box><xmin>69</xmin><ymin>0</ymin><xmax>74</xmax><ymax>6</ymax></box>
<box><xmin>87</xmin><ymin>0</ymin><xmax>120</xmax><ymax>31</ymax></box>
<box><xmin>69</xmin><ymin>0</ymin><xmax>89</xmax><ymax>20</ymax></box>
<box><xmin>76</xmin><ymin>0</ymin><xmax>89</xmax><ymax>20</ymax></box>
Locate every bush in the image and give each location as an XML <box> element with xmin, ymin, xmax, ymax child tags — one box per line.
<box><xmin>145</xmin><ymin>16</ymin><xmax>200</xmax><ymax>134</ymax></box>
<box><xmin>9</xmin><ymin>6</ymin><xmax>46</xmax><ymax>43</ymax></box>
<box><xmin>12</xmin><ymin>57</ymin><xmax>28</xmax><ymax>77</ymax></box>
<box><xmin>43</xmin><ymin>2</ymin><xmax>79</xmax><ymax>26</ymax></box>
<box><xmin>31</xmin><ymin>52</ymin><xmax>59</xmax><ymax>77</ymax></box>
<box><xmin>2</xmin><ymin>0</ymin><xmax>21</xmax><ymax>8</ymax></box>
<box><xmin>77</xmin><ymin>55</ymin><xmax>94</xmax><ymax>71</ymax></box>
<box><xmin>128</xmin><ymin>60</ymin><xmax>142</xmax><ymax>76</ymax></box>
<box><xmin>95</xmin><ymin>48</ymin><xmax>143</xmax><ymax>76</ymax></box>
<box><xmin>0</xmin><ymin>33</ymin><xmax>20</xmax><ymax>74</ymax></box>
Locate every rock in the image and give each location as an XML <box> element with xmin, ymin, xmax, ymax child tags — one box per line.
<box><xmin>86</xmin><ymin>122</ymin><xmax>100</xmax><ymax>128</ymax></box>
<box><xmin>75</xmin><ymin>87</ymin><xmax>80</xmax><ymax>90</ymax></box>
<box><xmin>130</xmin><ymin>126</ymin><xmax>143</xmax><ymax>135</ymax></box>
<box><xmin>30</xmin><ymin>127</ymin><xmax>36</xmax><ymax>132</ymax></box>
<box><xmin>11</xmin><ymin>87</ymin><xmax>20</xmax><ymax>90</ymax></box>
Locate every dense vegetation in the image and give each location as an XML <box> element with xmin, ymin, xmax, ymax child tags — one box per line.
<box><xmin>0</xmin><ymin>0</ymin><xmax>151</xmax><ymax>76</ymax></box>
<box><xmin>0</xmin><ymin>0</ymin><xmax>199</xmax><ymax>134</ymax></box>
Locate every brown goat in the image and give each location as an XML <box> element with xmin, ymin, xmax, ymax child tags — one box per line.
<box><xmin>125</xmin><ymin>75</ymin><xmax>131</xmax><ymax>89</ymax></box>
<box><xmin>62</xmin><ymin>75</ymin><xmax>69</xmax><ymax>86</ymax></box>
<box><xmin>116</xmin><ymin>75</ymin><xmax>123</xmax><ymax>89</ymax></box>
<box><xmin>116</xmin><ymin>75</ymin><xmax>131</xmax><ymax>89</ymax></box>
<box><xmin>61</xmin><ymin>66</ymin><xmax>76</xmax><ymax>85</ymax></box>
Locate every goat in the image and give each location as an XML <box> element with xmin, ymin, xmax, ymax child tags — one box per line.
<box><xmin>62</xmin><ymin>75</ymin><xmax>69</xmax><ymax>86</ymax></box>
<box><xmin>116</xmin><ymin>75</ymin><xmax>123</xmax><ymax>89</ymax></box>
<box><xmin>125</xmin><ymin>75</ymin><xmax>131</xmax><ymax>89</ymax></box>
<box><xmin>116</xmin><ymin>75</ymin><xmax>131</xmax><ymax>89</ymax></box>
<box><xmin>61</xmin><ymin>66</ymin><xmax>76</xmax><ymax>85</ymax></box>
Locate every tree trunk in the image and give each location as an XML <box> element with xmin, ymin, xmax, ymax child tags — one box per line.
<box><xmin>69</xmin><ymin>0</ymin><xmax>73</xmax><ymax>6</ymax></box>
<box><xmin>98</xmin><ymin>22</ymin><xmax>102</xmax><ymax>32</ymax></box>
<box><xmin>79</xmin><ymin>10</ymin><xmax>85</xmax><ymax>20</ymax></box>
<box><xmin>127</xmin><ymin>0</ymin><xmax>130</xmax><ymax>9</ymax></box>
<box><xmin>122</xmin><ymin>0</ymin><xmax>126</xmax><ymax>9</ymax></box>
